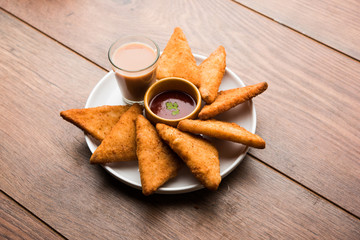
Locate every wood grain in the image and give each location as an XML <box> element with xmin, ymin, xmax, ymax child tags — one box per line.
<box><xmin>1</xmin><ymin>0</ymin><xmax>360</xmax><ymax>216</ymax></box>
<box><xmin>233</xmin><ymin>0</ymin><xmax>360</xmax><ymax>60</ymax></box>
<box><xmin>0</xmin><ymin>192</ymin><xmax>64</xmax><ymax>239</ymax></box>
<box><xmin>1</xmin><ymin>9</ymin><xmax>360</xmax><ymax>239</ymax></box>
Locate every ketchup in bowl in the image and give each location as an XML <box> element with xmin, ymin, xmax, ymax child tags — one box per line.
<box><xmin>149</xmin><ymin>90</ymin><xmax>196</xmax><ymax>119</ymax></box>
<box><xmin>144</xmin><ymin>77</ymin><xmax>201</xmax><ymax>126</ymax></box>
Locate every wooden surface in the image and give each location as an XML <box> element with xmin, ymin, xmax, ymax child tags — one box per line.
<box><xmin>234</xmin><ymin>0</ymin><xmax>360</xmax><ymax>60</ymax></box>
<box><xmin>1</xmin><ymin>0</ymin><xmax>359</xmax><ymax>239</ymax></box>
<box><xmin>0</xmin><ymin>192</ymin><xmax>65</xmax><ymax>239</ymax></box>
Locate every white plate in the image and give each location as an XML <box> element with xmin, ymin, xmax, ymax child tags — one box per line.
<box><xmin>85</xmin><ymin>54</ymin><xmax>256</xmax><ymax>194</ymax></box>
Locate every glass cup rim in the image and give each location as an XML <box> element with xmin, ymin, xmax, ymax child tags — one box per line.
<box><xmin>108</xmin><ymin>36</ymin><xmax>160</xmax><ymax>73</ymax></box>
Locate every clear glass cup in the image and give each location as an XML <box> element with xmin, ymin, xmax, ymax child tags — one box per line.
<box><xmin>108</xmin><ymin>36</ymin><xmax>160</xmax><ymax>104</ymax></box>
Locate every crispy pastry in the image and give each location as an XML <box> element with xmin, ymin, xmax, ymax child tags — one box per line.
<box><xmin>178</xmin><ymin>119</ymin><xmax>265</xmax><ymax>149</ymax></box>
<box><xmin>136</xmin><ymin>115</ymin><xmax>181</xmax><ymax>195</ymax></box>
<box><xmin>199</xmin><ymin>46</ymin><xmax>226</xmax><ymax>104</ymax></box>
<box><xmin>90</xmin><ymin>104</ymin><xmax>142</xmax><ymax>164</ymax></box>
<box><xmin>156</xmin><ymin>123</ymin><xmax>221</xmax><ymax>190</ymax></box>
<box><xmin>198</xmin><ymin>82</ymin><xmax>268</xmax><ymax>119</ymax></box>
<box><xmin>156</xmin><ymin>27</ymin><xmax>200</xmax><ymax>87</ymax></box>
<box><xmin>60</xmin><ymin>105</ymin><xmax>131</xmax><ymax>141</ymax></box>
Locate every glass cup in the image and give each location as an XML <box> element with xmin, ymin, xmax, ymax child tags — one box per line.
<box><xmin>108</xmin><ymin>36</ymin><xmax>160</xmax><ymax>104</ymax></box>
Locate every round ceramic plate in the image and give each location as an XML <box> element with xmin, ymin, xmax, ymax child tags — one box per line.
<box><xmin>85</xmin><ymin>54</ymin><xmax>256</xmax><ymax>194</ymax></box>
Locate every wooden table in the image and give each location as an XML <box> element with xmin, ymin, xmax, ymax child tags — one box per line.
<box><xmin>1</xmin><ymin>0</ymin><xmax>359</xmax><ymax>239</ymax></box>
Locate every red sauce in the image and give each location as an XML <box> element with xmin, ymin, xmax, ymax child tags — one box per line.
<box><xmin>149</xmin><ymin>90</ymin><xmax>196</xmax><ymax>119</ymax></box>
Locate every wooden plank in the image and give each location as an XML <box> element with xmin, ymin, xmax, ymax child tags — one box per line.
<box><xmin>1</xmin><ymin>0</ymin><xmax>360</xmax><ymax>216</ymax></box>
<box><xmin>1</xmin><ymin>10</ymin><xmax>360</xmax><ymax>240</ymax></box>
<box><xmin>0</xmin><ymin>192</ymin><xmax>64</xmax><ymax>239</ymax></box>
<box><xmin>233</xmin><ymin>0</ymin><xmax>360</xmax><ymax>60</ymax></box>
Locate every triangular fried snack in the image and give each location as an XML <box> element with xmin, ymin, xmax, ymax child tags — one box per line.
<box><xmin>178</xmin><ymin>119</ymin><xmax>265</xmax><ymax>149</ymax></box>
<box><xmin>136</xmin><ymin>115</ymin><xmax>181</xmax><ymax>195</ymax></box>
<box><xmin>156</xmin><ymin>123</ymin><xmax>221</xmax><ymax>190</ymax></box>
<box><xmin>199</xmin><ymin>46</ymin><xmax>226</xmax><ymax>104</ymax></box>
<box><xmin>156</xmin><ymin>27</ymin><xmax>200</xmax><ymax>87</ymax></box>
<box><xmin>90</xmin><ymin>104</ymin><xmax>142</xmax><ymax>164</ymax></box>
<box><xmin>60</xmin><ymin>105</ymin><xmax>130</xmax><ymax>141</ymax></box>
<box><xmin>198</xmin><ymin>82</ymin><xmax>268</xmax><ymax>120</ymax></box>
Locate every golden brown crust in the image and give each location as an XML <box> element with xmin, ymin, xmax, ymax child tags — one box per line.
<box><xmin>178</xmin><ymin>119</ymin><xmax>265</xmax><ymax>149</ymax></box>
<box><xmin>156</xmin><ymin>27</ymin><xmax>200</xmax><ymax>87</ymax></box>
<box><xmin>198</xmin><ymin>82</ymin><xmax>268</xmax><ymax>120</ymax></box>
<box><xmin>90</xmin><ymin>104</ymin><xmax>143</xmax><ymax>164</ymax></box>
<box><xmin>199</xmin><ymin>46</ymin><xmax>226</xmax><ymax>104</ymax></box>
<box><xmin>136</xmin><ymin>115</ymin><xmax>181</xmax><ymax>195</ymax></box>
<box><xmin>60</xmin><ymin>105</ymin><xmax>131</xmax><ymax>141</ymax></box>
<box><xmin>156</xmin><ymin>123</ymin><xmax>221</xmax><ymax>190</ymax></box>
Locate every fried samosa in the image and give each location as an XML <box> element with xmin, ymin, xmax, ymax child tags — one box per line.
<box><xmin>178</xmin><ymin>119</ymin><xmax>265</xmax><ymax>149</ymax></box>
<box><xmin>90</xmin><ymin>104</ymin><xmax>142</xmax><ymax>164</ymax></box>
<box><xmin>198</xmin><ymin>82</ymin><xmax>268</xmax><ymax>119</ymax></box>
<box><xmin>156</xmin><ymin>27</ymin><xmax>200</xmax><ymax>87</ymax></box>
<box><xmin>136</xmin><ymin>115</ymin><xmax>181</xmax><ymax>195</ymax></box>
<box><xmin>199</xmin><ymin>46</ymin><xmax>226</xmax><ymax>104</ymax></box>
<box><xmin>60</xmin><ymin>105</ymin><xmax>131</xmax><ymax>141</ymax></box>
<box><xmin>156</xmin><ymin>123</ymin><xmax>221</xmax><ymax>190</ymax></box>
